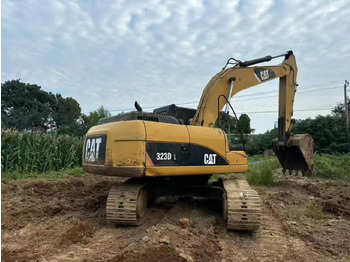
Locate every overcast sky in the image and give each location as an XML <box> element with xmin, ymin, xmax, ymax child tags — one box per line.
<box><xmin>2</xmin><ymin>0</ymin><xmax>350</xmax><ymax>133</ymax></box>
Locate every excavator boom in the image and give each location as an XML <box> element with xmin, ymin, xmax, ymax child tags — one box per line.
<box><xmin>192</xmin><ymin>51</ymin><xmax>313</xmax><ymax>173</ymax></box>
<box><xmin>192</xmin><ymin>51</ymin><xmax>296</xmax><ymax>134</ymax></box>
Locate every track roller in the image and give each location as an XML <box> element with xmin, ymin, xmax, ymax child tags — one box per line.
<box><xmin>223</xmin><ymin>179</ymin><xmax>261</xmax><ymax>231</ymax></box>
<box><xmin>106</xmin><ymin>182</ymin><xmax>148</xmax><ymax>225</ymax></box>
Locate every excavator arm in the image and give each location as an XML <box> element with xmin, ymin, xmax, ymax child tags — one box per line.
<box><xmin>192</xmin><ymin>51</ymin><xmax>296</xmax><ymax>139</ymax></box>
<box><xmin>192</xmin><ymin>51</ymin><xmax>314</xmax><ymax>173</ymax></box>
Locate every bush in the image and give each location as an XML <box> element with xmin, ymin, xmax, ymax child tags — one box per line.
<box><xmin>243</xmin><ymin>114</ymin><xmax>349</xmax><ymax>156</ymax></box>
<box><xmin>1</xmin><ymin>130</ymin><xmax>83</xmax><ymax>174</ymax></box>
<box><xmin>293</xmin><ymin>115</ymin><xmax>349</xmax><ymax>154</ymax></box>
<box><xmin>313</xmin><ymin>154</ymin><xmax>350</xmax><ymax>181</ymax></box>
<box><xmin>246</xmin><ymin>158</ymin><xmax>279</xmax><ymax>185</ymax></box>
<box><xmin>244</xmin><ymin>129</ymin><xmax>278</xmax><ymax>156</ymax></box>
<box><xmin>245</xmin><ymin>154</ymin><xmax>350</xmax><ymax>184</ymax></box>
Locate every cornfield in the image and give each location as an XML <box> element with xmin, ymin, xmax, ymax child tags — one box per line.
<box><xmin>1</xmin><ymin>130</ymin><xmax>83</xmax><ymax>173</ymax></box>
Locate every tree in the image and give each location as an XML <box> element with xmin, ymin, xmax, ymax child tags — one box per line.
<box><xmin>292</xmin><ymin>115</ymin><xmax>349</xmax><ymax>153</ymax></box>
<box><xmin>51</xmin><ymin>94</ymin><xmax>83</xmax><ymax>136</ymax></box>
<box><xmin>332</xmin><ymin>99</ymin><xmax>350</xmax><ymax>116</ymax></box>
<box><xmin>1</xmin><ymin>80</ymin><xmax>56</xmax><ymax>131</ymax></box>
<box><xmin>2</xmin><ymin>79</ymin><xmax>84</xmax><ymax>135</ymax></box>
<box><xmin>215</xmin><ymin>112</ymin><xmax>253</xmax><ymax>148</ymax></box>
<box><xmin>245</xmin><ymin>128</ymin><xmax>278</xmax><ymax>155</ymax></box>
<box><xmin>215</xmin><ymin>111</ymin><xmax>237</xmax><ymax>134</ymax></box>
<box><xmin>56</xmin><ymin>121</ymin><xmax>89</xmax><ymax>137</ymax></box>
<box><xmin>238</xmin><ymin>114</ymin><xmax>254</xmax><ymax>134</ymax></box>
<box><xmin>82</xmin><ymin>106</ymin><xmax>111</xmax><ymax>128</ymax></box>
<box><xmin>53</xmin><ymin>94</ymin><xmax>81</xmax><ymax>128</ymax></box>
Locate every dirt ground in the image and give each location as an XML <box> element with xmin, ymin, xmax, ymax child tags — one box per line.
<box><xmin>2</xmin><ymin>174</ymin><xmax>350</xmax><ymax>262</ymax></box>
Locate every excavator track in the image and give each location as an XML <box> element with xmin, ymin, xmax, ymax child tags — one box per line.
<box><xmin>106</xmin><ymin>182</ymin><xmax>148</xmax><ymax>225</ymax></box>
<box><xmin>223</xmin><ymin>179</ymin><xmax>261</xmax><ymax>231</ymax></box>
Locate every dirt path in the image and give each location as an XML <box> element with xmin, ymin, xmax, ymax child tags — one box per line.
<box><xmin>2</xmin><ymin>175</ymin><xmax>350</xmax><ymax>261</ymax></box>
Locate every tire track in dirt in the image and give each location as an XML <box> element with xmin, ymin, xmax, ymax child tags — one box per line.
<box><xmin>218</xmin><ymin>195</ymin><xmax>330</xmax><ymax>262</ymax></box>
<box><xmin>265</xmin><ymin>179</ymin><xmax>350</xmax><ymax>260</ymax></box>
<box><xmin>2</xmin><ymin>176</ymin><xmax>349</xmax><ymax>261</ymax></box>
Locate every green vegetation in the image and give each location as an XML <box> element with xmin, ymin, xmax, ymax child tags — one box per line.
<box><xmin>244</xmin><ymin>99</ymin><xmax>350</xmax><ymax>156</ymax></box>
<box><xmin>238</xmin><ymin>113</ymin><xmax>255</xmax><ymax>134</ymax></box>
<box><xmin>246</xmin><ymin>157</ymin><xmax>279</xmax><ymax>185</ymax></box>
<box><xmin>1</xmin><ymin>80</ymin><xmax>111</xmax><ymax>137</ymax></box>
<box><xmin>216</xmin><ymin>112</ymin><xmax>254</xmax><ymax>135</ymax></box>
<box><xmin>303</xmin><ymin>202</ymin><xmax>325</xmax><ymax>220</ymax></box>
<box><xmin>313</xmin><ymin>154</ymin><xmax>350</xmax><ymax>181</ymax></box>
<box><xmin>291</xmin><ymin>202</ymin><xmax>326</xmax><ymax>220</ymax></box>
<box><xmin>246</xmin><ymin>153</ymin><xmax>350</xmax><ymax>184</ymax></box>
<box><xmin>293</xmin><ymin>115</ymin><xmax>349</xmax><ymax>154</ymax></box>
<box><xmin>1</xmin><ymin>130</ymin><xmax>83</xmax><ymax>174</ymax></box>
<box><xmin>1</xmin><ymin>80</ymin><xmax>81</xmax><ymax>133</ymax></box>
<box><xmin>82</xmin><ymin>106</ymin><xmax>111</xmax><ymax>127</ymax></box>
<box><xmin>1</xmin><ymin>167</ymin><xmax>85</xmax><ymax>182</ymax></box>
<box><xmin>245</xmin><ymin>129</ymin><xmax>278</xmax><ymax>155</ymax></box>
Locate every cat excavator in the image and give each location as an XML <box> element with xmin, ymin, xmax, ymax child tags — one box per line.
<box><xmin>82</xmin><ymin>50</ymin><xmax>314</xmax><ymax>231</ymax></box>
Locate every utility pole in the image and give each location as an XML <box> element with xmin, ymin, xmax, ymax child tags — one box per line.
<box><xmin>345</xmin><ymin>80</ymin><xmax>349</xmax><ymax>144</ymax></box>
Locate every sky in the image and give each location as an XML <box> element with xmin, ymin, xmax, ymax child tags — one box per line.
<box><xmin>2</xmin><ymin>0</ymin><xmax>350</xmax><ymax>133</ymax></box>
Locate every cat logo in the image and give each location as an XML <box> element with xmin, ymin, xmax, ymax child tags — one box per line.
<box><xmin>259</xmin><ymin>70</ymin><xmax>270</xmax><ymax>81</ymax></box>
<box><xmin>204</xmin><ymin>154</ymin><xmax>217</xmax><ymax>165</ymax></box>
<box><xmin>254</xmin><ymin>68</ymin><xmax>276</xmax><ymax>82</ymax></box>
<box><xmin>85</xmin><ymin>138</ymin><xmax>102</xmax><ymax>162</ymax></box>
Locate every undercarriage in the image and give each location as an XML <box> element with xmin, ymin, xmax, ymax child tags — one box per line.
<box><xmin>106</xmin><ymin>176</ymin><xmax>261</xmax><ymax>231</ymax></box>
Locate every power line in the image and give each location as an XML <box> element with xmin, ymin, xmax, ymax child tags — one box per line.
<box><xmin>233</xmin><ymin>80</ymin><xmax>343</xmax><ymax>98</ymax></box>
<box><xmin>296</xmin><ymin>80</ymin><xmax>343</xmax><ymax>88</ymax></box>
<box><xmin>235</xmin><ymin>108</ymin><xmax>331</xmax><ymax>115</ymax></box>
<box><xmin>233</xmin><ymin>85</ymin><xmax>343</xmax><ymax>102</ymax></box>
<box><xmin>176</xmin><ymin>85</ymin><xmax>343</xmax><ymax>104</ymax></box>
<box><xmin>163</xmin><ymin>81</ymin><xmax>344</xmax><ymax>106</ymax></box>
<box><xmin>106</xmin><ymin>81</ymin><xmax>344</xmax><ymax>112</ymax></box>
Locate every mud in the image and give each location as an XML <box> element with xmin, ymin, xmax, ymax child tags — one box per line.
<box><xmin>2</xmin><ymin>175</ymin><xmax>350</xmax><ymax>261</ymax></box>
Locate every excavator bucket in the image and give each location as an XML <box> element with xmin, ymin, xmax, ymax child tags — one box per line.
<box><xmin>273</xmin><ymin>134</ymin><xmax>314</xmax><ymax>174</ymax></box>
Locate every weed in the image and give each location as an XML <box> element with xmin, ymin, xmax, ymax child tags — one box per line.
<box><xmin>303</xmin><ymin>202</ymin><xmax>325</xmax><ymax>220</ymax></box>
<box><xmin>291</xmin><ymin>202</ymin><xmax>325</xmax><ymax>220</ymax></box>
<box><xmin>313</xmin><ymin>154</ymin><xmax>350</xmax><ymax>181</ymax></box>
<box><xmin>246</xmin><ymin>158</ymin><xmax>279</xmax><ymax>185</ymax></box>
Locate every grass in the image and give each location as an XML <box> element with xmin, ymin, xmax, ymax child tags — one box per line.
<box><xmin>303</xmin><ymin>202</ymin><xmax>325</xmax><ymax>220</ymax></box>
<box><xmin>246</xmin><ymin>153</ymin><xmax>350</xmax><ymax>184</ymax></box>
<box><xmin>212</xmin><ymin>156</ymin><xmax>279</xmax><ymax>185</ymax></box>
<box><xmin>1</xmin><ymin>167</ymin><xmax>85</xmax><ymax>182</ymax></box>
<box><xmin>247</xmin><ymin>155</ymin><xmax>265</xmax><ymax>163</ymax></box>
<box><xmin>290</xmin><ymin>202</ymin><xmax>326</xmax><ymax>220</ymax></box>
<box><xmin>313</xmin><ymin>154</ymin><xmax>350</xmax><ymax>181</ymax></box>
<box><xmin>246</xmin><ymin>157</ymin><xmax>280</xmax><ymax>185</ymax></box>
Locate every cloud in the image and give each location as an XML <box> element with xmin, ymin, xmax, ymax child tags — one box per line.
<box><xmin>2</xmin><ymin>0</ymin><xmax>350</xmax><ymax>133</ymax></box>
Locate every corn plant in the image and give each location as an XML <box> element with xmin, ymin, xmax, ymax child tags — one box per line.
<box><xmin>1</xmin><ymin>130</ymin><xmax>83</xmax><ymax>174</ymax></box>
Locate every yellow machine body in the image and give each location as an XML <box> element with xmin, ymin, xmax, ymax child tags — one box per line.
<box><xmin>83</xmin><ymin>120</ymin><xmax>248</xmax><ymax>177</ymax></box>
<box><xmin>83</xmin><ymin>50</ymin><xmax>314</xmax><ymax>178</ymax></box>
<box><xmin>82</xmin><ymin>51</ymin><xmax>315</xmax><ymax>231</ymax></box>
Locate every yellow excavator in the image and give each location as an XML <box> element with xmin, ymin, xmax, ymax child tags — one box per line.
<box><xmin>82</xmin><ymin>50</ymin><xmax>314</xmax><ymax>231</ymax></box>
